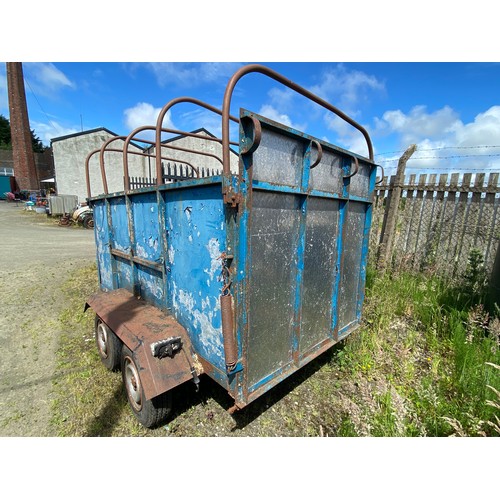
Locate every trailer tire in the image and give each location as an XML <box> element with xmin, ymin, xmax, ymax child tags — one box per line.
<box><xmin>95</xmin><ymin>315</ymin><xmax>122</xmax><ymax>371</ymax></box>
<box><xmin>82</xmin><ymin>213</ymin><xmax>94</xmax><ymax>229</ymax></box>
<box><xmin>121</xmin><ymin>346</ymin><xmax>172</xmax><ymax>428</ymax></box>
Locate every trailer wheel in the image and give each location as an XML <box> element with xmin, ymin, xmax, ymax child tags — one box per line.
<box><xmin>95</xmin><ymin>315</ymin><xmax>122</xmax><ymax>371</ymax></box>
<box><xmin>82</xmin><ymin>213</ymin><xmax>94</xmax><ymax>229</ymax></box>
<box><xmin>121</xmin><ymin>346</ymin><xmax>172</xmax><ymax>428</ymax></box>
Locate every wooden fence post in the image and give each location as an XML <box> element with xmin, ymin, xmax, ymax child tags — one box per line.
<box><xmin>377</xmin><ymin>144</ymin><xmax>417</xmax><ymax>271</ymax></box>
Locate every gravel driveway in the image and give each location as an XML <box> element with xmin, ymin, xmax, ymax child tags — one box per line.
<box><xmin>0</xmin><ymin>201</ymin><xmax>96</xmax><ymax>436</ymax></box>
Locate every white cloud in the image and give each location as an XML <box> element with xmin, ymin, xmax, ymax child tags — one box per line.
<box><xmin>375</xmin><ymin>105</ymin><xmax>460</xmax><ymax>143</ymax></box>
<box><xmin>31</xmin><ymin>120</ymin><xmax>79</xmax><ymax>145</ymax></box>
<box><xmin>257</xmin><ymin>104</ymin><xmax>305</xmax><ymax>131</ymax></box>
<box><xmin>454</xmin><ymin>105</ymin><xmax>500</xmax><ymax>147</ymax></box>
<box><xmin>376</xmin><ymin>105</ymin><xmax>500</xmax><ymax>171</ymax></box>
<box><xmin>24</xmin><ymin>63</ymin><xmax>75</xmax><ymax>96</ymax></box>
<box><xmin>285</xmin><ymin>64</ymin><xmax>386</xmax><ymax>156</ymax></box>
<box><xmin>123</xmin><ymin>102</ymin><xmax>176</xmax><ymax>142</ymax></box>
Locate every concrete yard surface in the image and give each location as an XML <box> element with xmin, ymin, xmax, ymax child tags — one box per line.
<box><xmin>0</xmin><ymin>201</ymin><xmax>96</xmax><ymax>436</ymax></box>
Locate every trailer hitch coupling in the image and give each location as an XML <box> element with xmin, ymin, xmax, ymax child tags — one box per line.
<box><xmin>151</xmin><ymin>336</ymin><xmax>183</xmax><ymax>359</ymax></box>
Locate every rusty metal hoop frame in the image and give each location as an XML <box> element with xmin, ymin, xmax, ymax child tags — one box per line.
<box><xmin>154</xmin><ymin>97</ymin><xmax>240</xmax><ymax>187</ymax></box>
<box><xmin>104</xmin><ymin>135</ymin><xmax>202</xmax><ymax>193</ymax></box>
<box><xmin>122</xmin><ymin>125</ymin><xmax>238</xmax><ymax>191</ymax></box>
<box><xmin>86</xmin><ymin>98</ymin><xmax>241</xmax><ymax>198</ymax></box>
<box><xmin>221</xmin><ymin>64</ymin><xmax>376</xmax><ymax>200</ymax></box>
<box><xmin>86</xmin><ymin>136</ymin><xmax>201</xmax><ymax>198</ymax></box>
<box><xmin>85</xmin><ymin>146</ymin><xmax>199</xmax><ymax>199</ymax></box>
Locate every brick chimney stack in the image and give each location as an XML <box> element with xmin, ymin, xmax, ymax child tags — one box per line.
<box><xmin>6</xmin><ymin>62</ymin><xmax>39</xmax><ymax>191</ymax></box>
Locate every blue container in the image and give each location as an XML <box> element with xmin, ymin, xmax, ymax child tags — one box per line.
<box><xmin>86</xmin><ymin>67</ymin><xmax>378</xmax><ymax>428</ymax></box>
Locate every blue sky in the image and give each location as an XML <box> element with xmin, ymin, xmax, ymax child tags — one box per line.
<box><xmin>1</xmin><ymin>61</ymin><xmax>500</xmax><ymax>177</ymax></box>
<box><xmin>1</xmin><ymin>1</ymin><xmax>500</xmax><ymax>179</ymax></box>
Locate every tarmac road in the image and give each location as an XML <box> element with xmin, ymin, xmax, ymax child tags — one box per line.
<box><xmin>0</xmin><ymin>201</ymin><xmax>96</xmax><ymax>436</ymax></box>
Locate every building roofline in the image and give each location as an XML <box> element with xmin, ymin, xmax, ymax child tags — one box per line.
<box><xmin>51</xmin><ymin>126</ymin><xmax>238</xmax><ymax>155</ymax></box>
<box><xmin>50</xmin><ymin>127</ymin><xmax>118</xmax><ymax>144</ymax></box>
<box><xmin>50</xmin><ymin>127</ymin><xmax>145</xmax><ymax>150</ymax></box>
<box><xmin>160</xmin><ymin>127</ymin><xmax>217</xmax><ymax>145</ymax></box>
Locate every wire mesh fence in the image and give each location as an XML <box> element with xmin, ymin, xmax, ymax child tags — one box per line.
<box><xmin>371</xmin><ymin>171</ymin><xmax>500</xmax><ymax>279</ymax></box>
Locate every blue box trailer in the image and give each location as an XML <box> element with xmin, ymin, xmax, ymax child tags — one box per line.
<box><xmin>84</xmin><ymin>64</ymin><xmax>379</xmax><ymax>428</ymax></box>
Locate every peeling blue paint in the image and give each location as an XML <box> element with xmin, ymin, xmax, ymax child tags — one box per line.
<box><xmin>89</xmin><ymin>108</ymin><xmax>377</xmax><ymax>409</ymax></box>
<box><xmin>164</xmin><ymin>184</ymin><xmax>227</xmax><ymax>371</ymax></box>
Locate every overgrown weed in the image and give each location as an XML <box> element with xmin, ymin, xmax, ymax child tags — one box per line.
<box><xmin>51</xmin><ymin>259</ymin><xmax>499</xmax><ymax>436</ymax></box>
<box><xmin>341</xmin><ymin>262</ymin><xmax>500</xmax><ymax>436</ymax></box>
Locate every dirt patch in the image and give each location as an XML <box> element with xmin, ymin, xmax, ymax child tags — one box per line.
<box><xmin>0</xmin><ymin>201</ymin><xmax>96</xmax><ymax>436</ymax></box>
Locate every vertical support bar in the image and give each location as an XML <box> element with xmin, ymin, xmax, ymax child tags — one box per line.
<box><xmin>356</xmin><ymin>162</ymin><xmax>377</xmax><ymax>320</ymax></box>
<box><xmin>105</xmin><ymin>197</ymin><xmax>119</xmax><ymax>289</ymax></box>
<box><xmin>157</xmin><ymin>189</ymin><xmax>170</xmax><ymax>311</ymax></box>
<box><xmin>125</xmin><ymin>192</ymin><xmax>139</xmax><ymax>296</ymax></box>
<box><xmin>332</xmin><ymin>200</ymin><xmax>347</xmax><ymax>342</ymax></box>
<box><xmin>233</xmin><ymin>120</ymin><xmax>253</xmax><ymax>403</ymax></box>
<box><xmin>291</xmin><ymin>140</ymin><xmax>314</xmax><ymax>366</ymax></box>
<box><xmin>332</xmin><ymin>155</ymin><xmax>352</xmax><ymax>341</ymax></box>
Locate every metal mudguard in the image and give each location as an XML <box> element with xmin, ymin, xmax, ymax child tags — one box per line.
<box><xmin>86</xmin><ymin>288</ymin><xmax>203</xmax><ymax>401</ymax></box>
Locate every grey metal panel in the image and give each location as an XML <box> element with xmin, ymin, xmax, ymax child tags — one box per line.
<box><xmin>309</xmin><ymin>149</ymin><xmax>343</xmax><ymax>194</ymax></box>
<box><xmin>252</xmin><ymin>128</ymin><xmax>303</xmax><ymax>187</ymax></box>
<box><xmin>338</xmin><ymin>201</ymin><xmax>366</xmax><ymax>329</ymax></box>
<box><xmin>62</xmin><ymin>195</ymin><xmax>78</xmax><ymax>213</ymax></box>
<box><xmin>247</xmin><ymin>191</ymin><xmax>300</xmax><ymax>386</ymax></box>
<box><xmin>48</xmin><ymin>194</ymin><xmax>78</xmax><ymax>215</ymax></box>
<box><xmin>349</xmin><ymin>161</ymin><xmax>371</xmax><ymax>198</ymax></box>
<box><xmin>48</xmin><ymin>196</ymin><xmax>64</xmax><ymax>215</ymax></box>
<box><xmin>300</xmin><ymin>196</ymin><xmax>339</xmax><ymax>351</ymax></box>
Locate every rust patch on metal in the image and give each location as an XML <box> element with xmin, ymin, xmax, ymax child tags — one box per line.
<box><xmin>86</xmin><ymin>288</ymin><xmax>203</xmax><ymax>401</ymax></box>
<box><xmin>221</xmin><ymin>293</ymin><xmax>237</xmax><ymax>370</ymax></box>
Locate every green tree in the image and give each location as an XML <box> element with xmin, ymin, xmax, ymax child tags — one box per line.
<box><xmin>30</xmin><ymin>129</ymin><xmax>46</xmax><ymax>152</ymax></box>
<box><xmin>0</xmin><ymin>114</ymin><xmax>11</xmax><ymax>149</ymax></box>
<box><xmin>0</xmin><ymin>113</ymin><xmax>48</xmax><ymax>152</ymax></box>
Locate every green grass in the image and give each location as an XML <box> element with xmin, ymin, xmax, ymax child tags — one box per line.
<box><xmin>51</xmin><ymin>263</ymin><xmax>500</xmax><ymax>436</ymax></box>
<box><xmin>336</xmin><ymin>269</ymin><xmax>500</xmax><ymax>436</ymax></box>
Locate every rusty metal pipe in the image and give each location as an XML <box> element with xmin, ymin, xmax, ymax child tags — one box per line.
<box><xmin>85</xmin><ymin>149</ymin><xmax>102</xmax><ymax>199</ymax></box>
<box><xmin>154</xmin><ymin>97</ymin><xmax>240</xmax><ymax>187</ymax></box>
<box><xmin>220</xmin><ymin>293</ymin><xmax>237</xmax><ymax>371</ymax></box>
<box><xmin>86</xmin><ymin>142</ymin><xmax>200</xmax><ymax>198</ymax></box>
<box><xmin>94</xmin><ymin>131</ymin><xmax>201</xmax><ymax>192</ymax></box>
<box><xmin>121</xmin><ymin>129</ymin><xmax>207</xmax><ymax>190</ymax></box>
<box><xmin>97</xmin><ymin>135</ymin><xmax>142</xmax><ymax>194</ymax></box>
<box><xmin>221</xmin><ymin>64</ymin><xmax>375</xmax><ymax>184</ymax></box>
<box><xmin>103</xmin><ymin>148</ymin><xmax>199</xmax><ymax>178</ymax></box>
<box><xmin>122</xmin><ymin>125</ymin><xmax>234</xmax><ymax>188</ymax></box>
